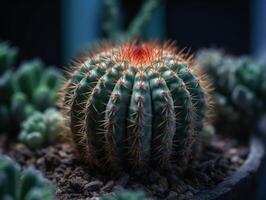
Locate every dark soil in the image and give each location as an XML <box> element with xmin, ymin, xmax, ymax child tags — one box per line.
<box><xmin>0</xmin><ymin>135</ymin><xmax>248</xmax><ymax>200</ymax></box>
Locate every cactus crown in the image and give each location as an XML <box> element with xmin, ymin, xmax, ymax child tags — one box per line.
<box><xmin>61</xmin><ymin>41</ymin><xmax>212</xmax><ymax>171</ymax></box>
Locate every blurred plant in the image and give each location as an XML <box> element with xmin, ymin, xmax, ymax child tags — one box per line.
<box><xmin>0</xmin><ymin>42</ymin><xmax>17</xmax><ymax>75</ymax></box>
<box><xmin>0</xmin><ymin>42</ymin><xmax>18</xmax><ymax>133</ymax></box>
<box><xmin>195</xmin><ymin>49</ymin><xmax>266</xmax><ymax>135</ymax></box>
<box><xmin>103</xmin><ymin>0</ymin><xmax>161</xmax><ymax>41</ymax></box>
<box><xmin>19</xmin><ymin>108</ymin><xmax>65</xmax><ymax>149</ymax></box>
<box><xmin>0</xmin><ymin>155</ymin><xmax>54</xmax><ymax>200</ymax></box>
<box><xmin>202</xmin><ymin>124</ymin><xmax>215</xmax><ymax>145</ymax></box>
<box><xmin>101</xmin><ymin>190</ymin><xmax>148</xmax><ymax>200</ymax></box>
<box><xmin>0</xmin><ymin>42</ymin><xmax>62</xmax><ymax>135</ymax></box>
<box><xmin>14</xmin><ymin>59</ymin><xmax>62</xmax><ymax>111</ymax></box>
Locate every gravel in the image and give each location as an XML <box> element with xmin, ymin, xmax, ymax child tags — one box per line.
<box><xmin>0</xmin><ymin>135</ymin><xmax>248</xmax><ymax>200</ymax></box>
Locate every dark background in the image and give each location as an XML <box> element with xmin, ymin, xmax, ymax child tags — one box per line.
<box><xmin>0</xmin><ymin>1</ymin><xmax>61</xmax><ymax>66</ymax></box>
<box><xmin>0</xmin><ymin>0</ymin><xmax>251</xmax><ymax>67</ymax></box>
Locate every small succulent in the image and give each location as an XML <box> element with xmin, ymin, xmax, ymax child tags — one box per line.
<box><xmin>0</xmin><ymin>155</ymin><xmax>54</xmax><ymax>200</ymax></box>
<box><xmin>195</xmin><ymin>49</ymin><xmax>266</xmax><ymax>135</ymax></box>
<box><xmin>102</xmin><ymin>190</ymin><xmax>148</xmax><ymax>200</ymax></box>
<box><xmin>19</xmin><ymin>108</ymin><xmax>65</xmax><ymax>149</ymax></box>
<box><xmin>61</xmin><ymin>42</ymin><xmax>212</xmax><ymax>172</ymax></box>
<box><xmin>0</xmin><ymin>42</ymin><xmax>62</xmax><ymax>135</ymax></box>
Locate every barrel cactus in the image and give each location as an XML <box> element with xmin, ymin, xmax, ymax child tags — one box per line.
<box><xmin>61</xmin><ymin>42</ymin><xmax>212</xmax><ymax>171</ymax></box>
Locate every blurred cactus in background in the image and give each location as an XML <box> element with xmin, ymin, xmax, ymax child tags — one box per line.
<box><xmin>14</xmin><ymin>59</ymin><xmax>62</xmax><ymax>112</ymax></box>
<box><xmin>0</xmin><ymin>155</ymin><xmax>54</xmax><ymax>200</ymax></box>
<box><xmin>195</xmin><ymin>49</ymin><xmax>266</xmax><ymax>135</ymax></box>
<box><xmin>19</xmin><ymin>108</ymin><xmax>65</xmax><ymax>149</ymax></box>
<box><xmin>101</xmin><ymin>190</ymin><xmax>148</xmax><ymax>200</ymax></box>
<box><xmin>0</xmin><ymin>42</ymin><xmax>63</xmax><ymax>135</ymax></box>
<box><xmin>0</xmin><ymin>42</ymin><xmax>18</xmax><ymax>133</ymax></box>
<box><xmin>103</xmin><ymin>0</ymin><xmax>161</xmax><ymax>41</ymax></box>
<box><xmin>0</xmin><ymin>42</ymin><xmax>17</xmax><ymax>75</ymax></box>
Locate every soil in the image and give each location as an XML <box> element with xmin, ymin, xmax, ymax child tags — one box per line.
<box><xmin>0</xmin><ymin>135</ymin><xmax>248</xmax><ymax>200</ymax></box>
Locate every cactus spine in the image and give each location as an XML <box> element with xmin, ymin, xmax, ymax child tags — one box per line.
<box><xmin>61</xmin><ymin>42</ymin><xmax>212</xmax><ymax>171</ymax></box>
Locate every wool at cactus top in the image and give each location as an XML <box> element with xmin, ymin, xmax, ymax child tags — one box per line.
<box><xmin>61</xmin><ymin>42</ymin><xmax>212</xmax><ymax>171</ymax></box>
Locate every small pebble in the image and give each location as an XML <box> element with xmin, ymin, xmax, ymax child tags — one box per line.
<box><xmin>84</xmin><ymin>180</ymin><xmax>103</xmax><ymax>192</ymax></box>
<box><xmin>231</xmin><ymin>155</ymin><xmax>239</xmax><ymax>163</ymax></box>
<box><xmin>101</xmin><ymin>180</ymin><xmax>114</xmax><ymax>192</ymax></box>
<box><xmin>112</xmin><ymin>185</ymin><xmax>124</xmax><ymax>192</ymax></box>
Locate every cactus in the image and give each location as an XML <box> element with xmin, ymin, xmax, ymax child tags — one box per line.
<box><xmin>19</xmin><ymin>108</ymin><xmax>65</xmax><ymax>149</ymax></box>
<box><xmin>0</xmin><ymin>42</ymin><xmax>62</xmax><ymax>135</ymax></box>
<box><xmin>195</xmin><ymin>49</ymin><xmax>266</xmax><ymax>134</ymax></box>
<box><xmin>0</xmin><ymin>42</ymin><xmax>18</xmax><ymax>75</ymax></box>
<box><xmin>0</xmin><ymin>42</ymin><xmax>18</xmax><ymax>132</ymax></box>
<box><xmin>61</xmin><ymin>42</ymin><xmax>212</xmax><ymax>171</ymax></box>
<box><xmin>103</xmin><ymin>0</ymin><xmax>161</xmax><ymax>41</ymax></box>
<box><xmin>0</xmin><ymin>155</ymin><xmax>54</xmax><ymax>200</ymax></box>
<box><xmin>101</xmin><ymin>190</ymin><xmax>148</xmax><ymax>200</ymax></box>
<box><xmin>14</xmin><ymin>59</ymin><xmax>62</xmax><ymax>112</ymax></box>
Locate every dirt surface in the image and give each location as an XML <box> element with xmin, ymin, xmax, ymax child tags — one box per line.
<box><xmin>0</xmin><ymin>135</ymin><xmax>248</xmax><ymax>200</ymax></box>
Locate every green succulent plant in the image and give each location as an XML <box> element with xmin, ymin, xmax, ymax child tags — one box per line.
<box><xmin>0</xmin><ymin>42</ymin><xmax>18</xmax><ymax>132</ymax></box>
<box><xmin>0</xmin><ymin>155</ymin><xmax>54</xmax><ymax>200</ymax></box>
<box><xmin>0</xmin><ymin>42</ymin><xmax>62</xmax><ymax>135</ymax></box>
<box><xmin>195</xmin><ymin>48</ymin><xmax>266</xmax><ymax>135</ymax></box>
<box><xmin>0</xmin><ymin>42</ymin><xmax>17</xmax><ymax>75</ymax></box>
<box><xmin>102</xmin><ymin>190</ymin><xmax>148</xmax><ymax>200</ymax></box>
<box><xmin>61</xmin><ymin>42</ymin><xmax>212</xmax><ymax>171</ymax></box>
<box><xmin>14</xmin><ymin>59</ymin><xmax>62</xmax><ymax>111</ymax></box>
<box><xmin>103</xmin><ymin>0</ymin><xmax>161</xmax><ymax>41</ymax></box>
<box><xmin>19</xmin><ymin>108</ymin><xmax>65</xmax><ymax>149</ymax></box>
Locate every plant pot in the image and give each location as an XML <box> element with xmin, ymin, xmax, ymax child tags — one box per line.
<box><xmin>196</xmin><ymin>135</ymin><xmax>265</xmax><ymax>200</ymax></box>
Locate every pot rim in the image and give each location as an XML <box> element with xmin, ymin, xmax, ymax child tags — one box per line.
<box><xmin>196</xmin><ymin>135</ymin><xmax>265</xmax><ymax>200</ymax></box>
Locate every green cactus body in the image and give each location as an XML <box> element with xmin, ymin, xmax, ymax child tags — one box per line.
<box><xmin>62</xmin><ymin>42</ymin><xmax>211</xmax><ymax>171</ymax></box>
<box><xmin>19</xmin><ymin>108</ymin><xmax>65</xmax><ymax>149</ymax></box>
<box><xmin>0</xmin><ymin>156</ymin><xmax>54</xmax><ymax>200</ymax></box>
<box><xmin>195</xmin><ymin>48</ymin><xmax>266</xmax><ymax>136</ymax></box>
<box><xmin>0</xmin><ymin>42</ymin><xmax>17</xmax><ymax>75</ymax></box>
<box><xmin>0</xmin><ymin>43</ymin><xmax>62</xmax><ymax>135</ymax></box>
<box><xmin>101</xmin><ymin>190</ymin><xmax>148</xmax><ymax>200</ymax></box>
<box><xmin>14</xmin><ymin>59</ymin><xmax>62</xmax><ymax>111</ymax></box>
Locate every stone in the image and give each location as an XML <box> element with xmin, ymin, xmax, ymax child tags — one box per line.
<box><xmin>84</xmin><ymin>180</ymin><xmax>103</xmax><ymax>192</ymax></box>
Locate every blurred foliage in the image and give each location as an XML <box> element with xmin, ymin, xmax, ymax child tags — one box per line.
<box><xmin>0</xmin><ymin>155</ymin><xmax>54</xmax><ymax>200</ymax></box>
<box><xmin>19</xmin><ymin>108</ymin><xmax>65</xmax><ymax>149</ymax></box>
<box><xmin>196</xmin><ymin>49</ymin><xmax>266</xmax><ymax>135</ymax></box>
<box><xmin>103</xmin><ymin>0</ymin><xmax>161</xmax><ymax>41</ymax></box>
<box><xmin>101</xmin><ymin>190</ymin><xmax>149</xmax><ymax>200</ymax></box>
<box><xmin>0</xmin><ymin>42</ymin><xmax>63</xmax><ymax>135</ymax></box>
